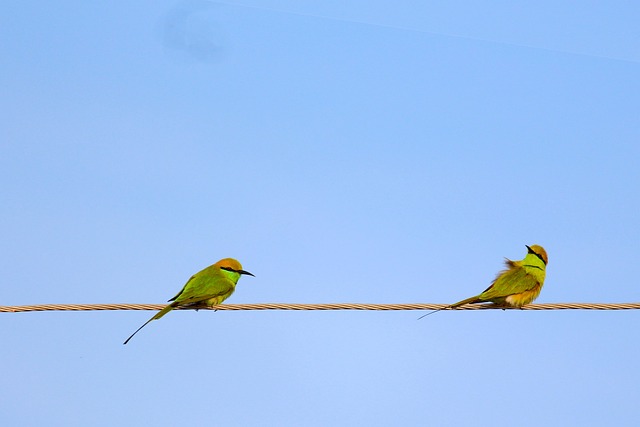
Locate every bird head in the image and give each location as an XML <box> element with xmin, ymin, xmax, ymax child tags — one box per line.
<box><xmin>526</xmin><ymin>245</ymin><xmax>548</xmax><ymax>265</ymax></box>
<box><xmin>215</xmin><ymin>258</ymin><xmax>255</xmax><ymax>277</ymax></box>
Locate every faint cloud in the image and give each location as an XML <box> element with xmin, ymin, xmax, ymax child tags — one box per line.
<box><xmin>157</xmin><ymin>0</ymin><xmax>228</xmax><ymax>64</ymax></box>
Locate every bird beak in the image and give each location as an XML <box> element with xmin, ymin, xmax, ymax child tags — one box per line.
<box><xmin>239</xmin><ymin>270</ymin><xmax>255</xmax><ymax>277</ymax></box>
<box><xmin>525</xmin><ymin>245</ymin><xmax>533</xmax><ymax>253</ymax></box>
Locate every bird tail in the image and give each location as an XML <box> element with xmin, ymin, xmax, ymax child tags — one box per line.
<box><xmin>417</xmin><ymin>307</ymin><xmax>445</xmax><ymax>319</ymax></box>
<box><xmin>151</xmin><ymin>303</ymin><xmax>176</xmax><ymax>321</ymax></box>
<box><xmin>418</xmin><ymin>295</ymin><xmax>482</xmax><ymax>320</ymax></box>
<box><xmin>449</xmin><ymin>295</ymin><xmax>481</xmax><ymax>309</ymax></box>
<box><xmin>123</xmin><ymin>303</ymin><xmax>176</xmax><ymax>345</ymax></box>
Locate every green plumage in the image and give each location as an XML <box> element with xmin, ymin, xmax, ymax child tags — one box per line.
<box><xmin>123</xmin><ymin>258</ymin><xmax>253</xmax><ymax>344</ymax></box>
<box><xmin>419</xmin><ymin>245</ymin><xmax>548</xmax><ymax>318</ymax></box>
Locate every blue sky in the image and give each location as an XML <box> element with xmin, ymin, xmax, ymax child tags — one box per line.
<box><xmin>1</xmin><ymin>1</ymin><xmax>639</xmax><ymax>425</ymax></box>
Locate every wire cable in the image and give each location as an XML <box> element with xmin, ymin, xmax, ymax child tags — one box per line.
<box><xmin>1</xmin><ymin>302</ymin><xmax>639</xmax><ymax>313</ymax></box>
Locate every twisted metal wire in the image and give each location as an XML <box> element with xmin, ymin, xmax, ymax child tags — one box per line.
<box><xmin>1</xmin><ymin>302</ymin><xmax>639</xmax><ymax>313</ymax></box>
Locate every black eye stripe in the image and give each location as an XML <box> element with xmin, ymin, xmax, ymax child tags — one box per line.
<box><xmin>533</xmin><ymin>252</ymin><xmax>546</xmax><ymax>265</ymax></box>
<box><xmin>527</xmin><ymin>246</ymin><xmax>547</xmax><ymax>265</ymax></box>
<box><xmin>220</xmin><ymin>266</ymin><xmax>237</xmax><ymax>273</ymax></box>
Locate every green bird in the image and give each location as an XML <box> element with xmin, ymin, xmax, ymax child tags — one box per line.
<box><xmin>419</xmin><ymin>245</ymin><xmax>548</xmax><ymax>319</ymax></box>
<box><xmin>124</xmin><ymin>258</ymin><xmax>254</xmax><ymax>344</ymax></box>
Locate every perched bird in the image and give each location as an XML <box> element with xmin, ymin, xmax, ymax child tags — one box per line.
<box><xmin>124</xmin><ymin>258</ymin><xmax>254</xmax><ymax>344</ymax></box>
<box><xmin>419</xmin><ymin>245</ymin><xmax>548</xmax><ymax>319</ymax></box>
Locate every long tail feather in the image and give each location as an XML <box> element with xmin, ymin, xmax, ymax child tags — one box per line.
<box><xmin>417</xmin><ymin>307</ymin><xmax>446</xmax><ymax>319</ymax></box>
<box><xmin>449</xmin><ymin>295</ymin><xmax>481</xmax><ymax>309</ymax></box>
<box><xmin>123</xmin><ymin>304</ymin><xmax>175</xmax><ymax>345</ymax></box>
<box><xmin>418</xmin><ymin>295</ymin><xmax>481</xmax><ymax>320</ymax></box>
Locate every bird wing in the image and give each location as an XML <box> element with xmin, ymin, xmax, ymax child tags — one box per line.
<box><xmin>170</xmin><ymin>270</ymin><xmax>235</xmax><ymax>306</ymax></box>
<box><xmin>479</xmin><ymin>266</ymin><xmax>540</xmax><ymax>300</ymax></box>
<box><xmin>167</xmin><ymin>275</ymin><xmax>196</xmax><ymax>302</ymax></box>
